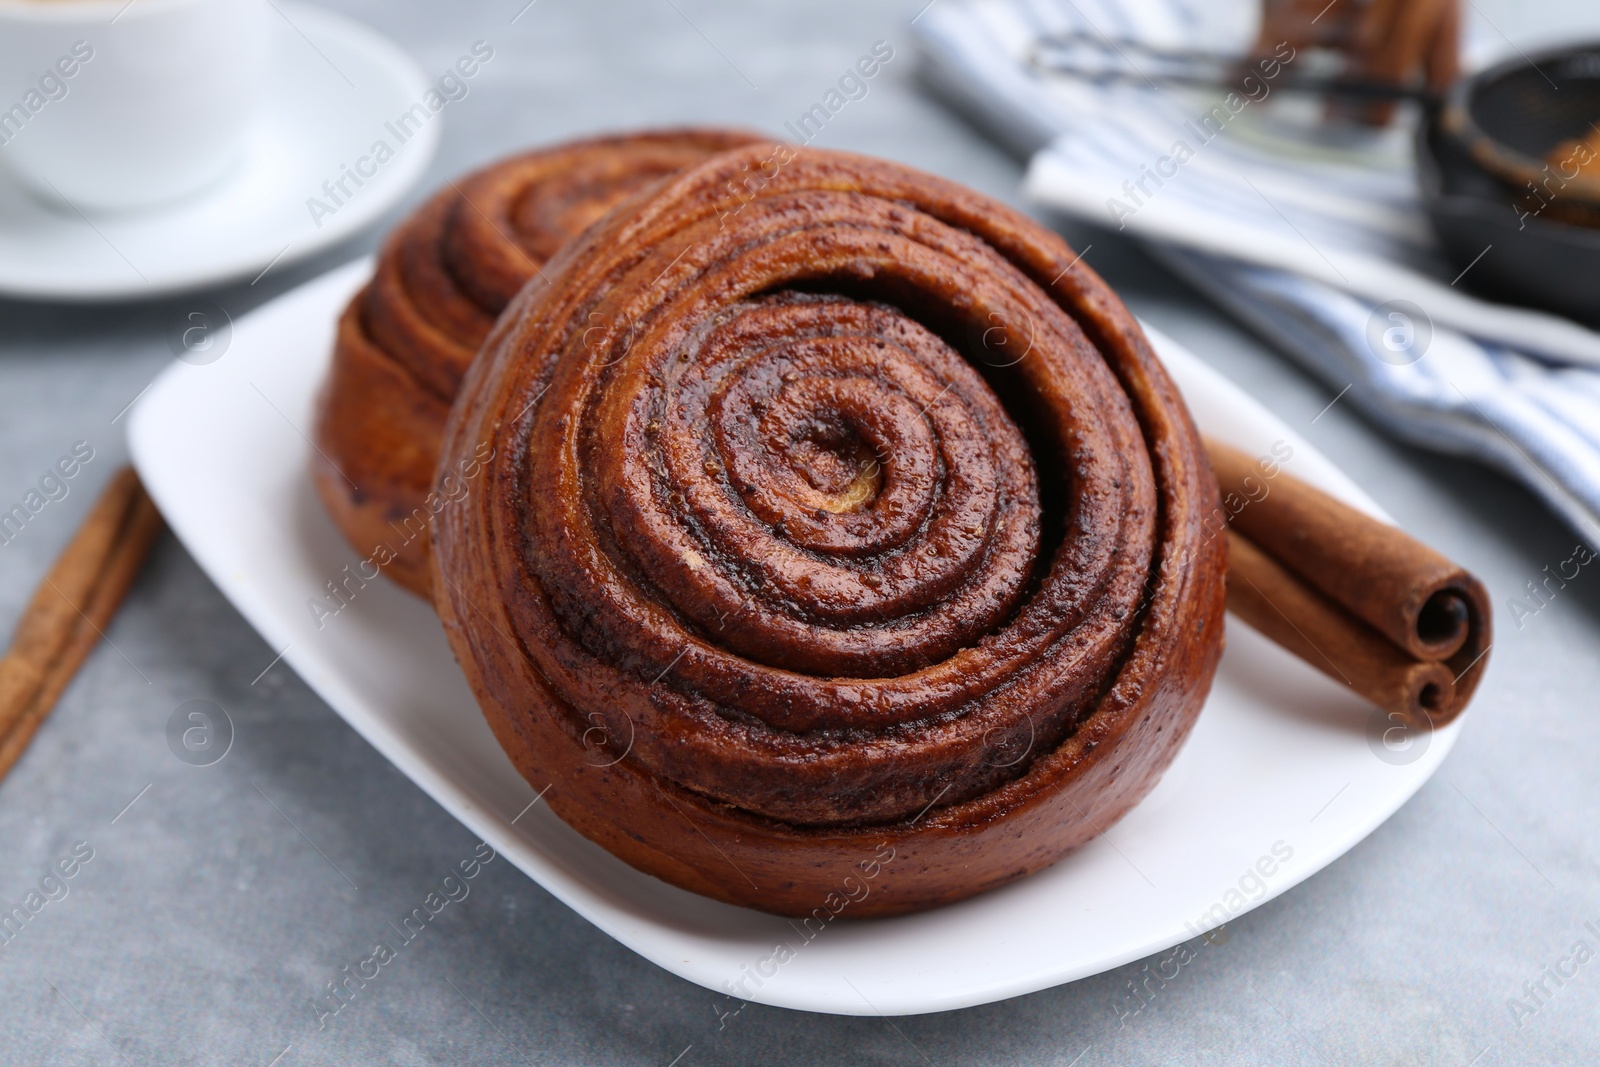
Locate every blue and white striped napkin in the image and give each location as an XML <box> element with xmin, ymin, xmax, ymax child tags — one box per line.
<box><xmin>914</xmin><ymin>0</ymin><xmax>1600</xmax><ymax>541</ymax></box>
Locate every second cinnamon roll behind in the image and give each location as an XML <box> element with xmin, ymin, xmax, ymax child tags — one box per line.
<box><xmin>312</xmin><ymin>129</ymin><xmax>762</xmax><ymax>593</ymax></box>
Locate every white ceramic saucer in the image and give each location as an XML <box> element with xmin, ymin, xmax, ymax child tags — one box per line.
<box><xmin>0</xmin><ymin>5</ymin><xmax>436</xmax><ymax>301</ymax></box>
<box><xmin>128</xmin><ymin>259</ymin><xmax>1465</xmax><ymax>1015</ymax></box>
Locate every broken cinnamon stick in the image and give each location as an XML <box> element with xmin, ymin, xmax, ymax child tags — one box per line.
<box><xmin>0</xmin><ymin>468</ymin><xmax>164</xmax><ymax>782</ymax></box>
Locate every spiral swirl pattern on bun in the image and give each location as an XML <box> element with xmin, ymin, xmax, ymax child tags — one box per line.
<box><xmin>433</xmin><ymin>145</ymin><xmax>1227</xmax><ymax>917</ymax></box>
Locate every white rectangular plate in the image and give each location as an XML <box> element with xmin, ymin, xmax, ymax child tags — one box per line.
<box><xmin>128</xmin><ymin>257</ymin><xmax>1461</xmax><ymax>1016</ymax></box>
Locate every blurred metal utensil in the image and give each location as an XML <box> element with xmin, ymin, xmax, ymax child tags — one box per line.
<box><xmin>1027</xmin><ymin>32</ymin><xmax>1438</xmax><ymax>104</ymax></box>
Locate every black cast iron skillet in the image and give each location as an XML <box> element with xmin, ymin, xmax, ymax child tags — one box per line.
<box><xmin>1420</xmin><ymin>42</ymin><xmax>1600</xmax><ymax>327</ymax></box>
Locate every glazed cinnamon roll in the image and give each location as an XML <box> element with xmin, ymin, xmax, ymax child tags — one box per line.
<box><xmin>433</xmin><ymin>145</ymin><xmax>1227</xmax><ymax>917</ymax></box>
<box><xmin>312</xmin><ymin>129</ymin><xmax>762</xmax><ymax>594</ymax></box>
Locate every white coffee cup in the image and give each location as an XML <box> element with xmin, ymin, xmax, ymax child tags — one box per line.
<box><xmin>0</xmin><ymin>0</ymin><xmax>275</xmax><ymax>213</ymax></box>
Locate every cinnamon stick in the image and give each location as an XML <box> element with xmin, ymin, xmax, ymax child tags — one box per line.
<box><xmin>0</xmin><ymin>468</ymin><xmax>164</xmax><ymax>782</ymax></box>
<box><xmin>1206</xmin><ymin>438</ymin><xmax>1491</xmax><ymax>720</ymax></box>
<box><xmin>1226</xmin><ymin>530</ymin><xmax>1457</xmax><ymax>725</ymax></box>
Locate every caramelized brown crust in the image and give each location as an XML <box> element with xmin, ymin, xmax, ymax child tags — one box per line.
<box><xmin>312</xmin><ymin>129</ymin><xmax>764</xmax><ymax>593</ymax></box>
<box><xmin>432</xmin><ymin>145</ymin><xmax>1228</xmax><ymax>917</ymax></box>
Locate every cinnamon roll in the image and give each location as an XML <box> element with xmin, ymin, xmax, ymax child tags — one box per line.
<box><xmin>312</xmin><ymin>129</ymin><xmax>762</xmax><ymax>594</ymax></box>
<box><xmin>433</xmin><ymin>145</ymin><xmax>1227</xmax><ymax>917</ymax></box>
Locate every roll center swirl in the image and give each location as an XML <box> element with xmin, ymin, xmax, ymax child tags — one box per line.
<box><xmin>595</xmin><ymin>291</ymin><xmax>1039</xmax><ymax>676</ymax></box>
<box><xmin>786</xmin><ymin>422</ymin><xmax>880</xmax><ymax>510</ymax></box>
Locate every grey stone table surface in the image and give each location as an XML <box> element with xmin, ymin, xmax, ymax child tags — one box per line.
<box><xmin>2</xmin><ymin>1</ymin><xmax>1597</xmax><ymax>1064</ymax></box>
